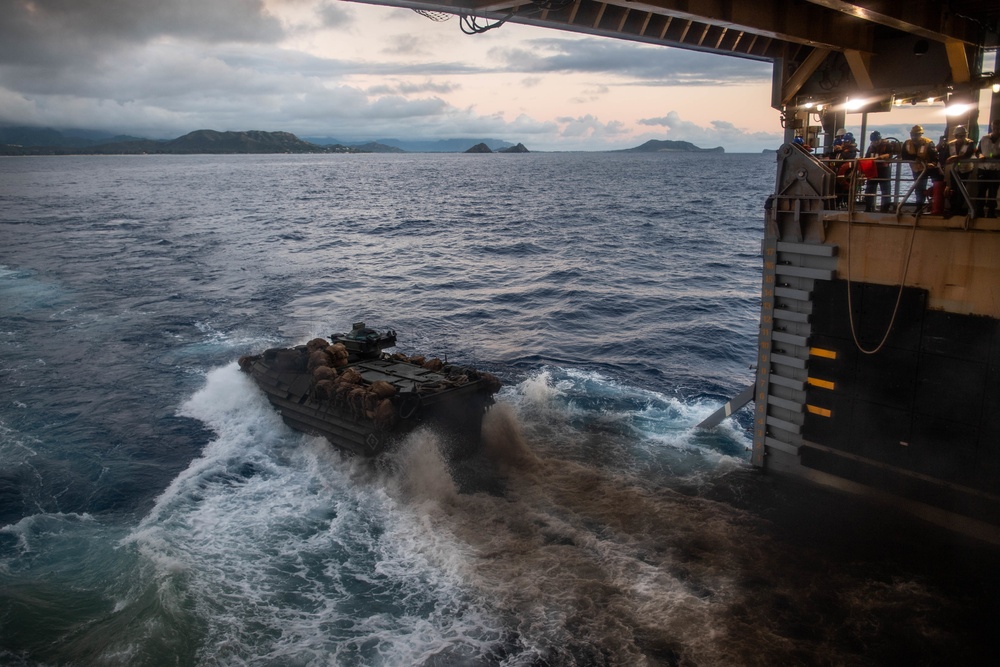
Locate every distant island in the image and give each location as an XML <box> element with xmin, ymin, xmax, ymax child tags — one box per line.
<box><xmin>306</xmin><ymin>137</ymin><xmax>516</xmax><ymax>153</ymax></box>
<box><xmin>465</xmin><ymin>142</ymin><xmax>493</xmax><ymax>153</ymax></box>
<box><xmin>1</xmin><ymin>126</ymin><xmax>719</xmax><ymax>156</ymax></box>
<box><xmin>463</xmin><ymin>142</ymin><xmax>531</xmax><ymax>153</ymax></box>
<box><xmin>617</xmin><ymin>139</ymin><xmax>724</xmax><ymax>153</ymax></box>
<box><xmin>0</xmin><ymin>128</ymin><xmax>525</xmax><ymax>156</ymax></box>
<box><xmin>0</xmin><ymin>128</ymin><xmax>376</xmax><ymax>156</ymax></box>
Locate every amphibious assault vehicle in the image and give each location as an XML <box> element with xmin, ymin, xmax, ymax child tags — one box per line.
<box><xmin>239</xmin><ymin>323</ymin><xmax>501</xmax><ymax>458</ymax></box>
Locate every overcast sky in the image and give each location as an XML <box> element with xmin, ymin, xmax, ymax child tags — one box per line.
<box><xmin>0</xmin><ymin>0</ymin><xmax>846</xmax><ymax>152</ymax></box>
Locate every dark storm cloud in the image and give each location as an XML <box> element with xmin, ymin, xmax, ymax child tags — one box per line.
<box><xmin>0</xmin><ymin>0</ymin><xmax>284</xmax><ymax>67</ymax></box>
<box><xmin>491</xmin><ymin>37</ymin><xmax>770</xmax><ymax>85</ymax></box>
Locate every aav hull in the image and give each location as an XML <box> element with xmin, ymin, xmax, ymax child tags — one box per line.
<box><xmin>239</xmin><ymin>326</ymin><xmax>500</xmax><ymax>458</ymax></box>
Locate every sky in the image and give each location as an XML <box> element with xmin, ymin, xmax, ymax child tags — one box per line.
<box><xmin>0</xmin><ymin>0</ymin><xmax>790</xmax><ymax>152</ymax></box>
<box><xmin>0</xmin><ymin>0</ymin><xmax>979</xmax><ymax>152</ymax></box>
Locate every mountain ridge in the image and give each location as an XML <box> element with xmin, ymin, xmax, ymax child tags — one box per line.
<box><xmin>0</xmin><ymin>128</ymin><xmax>360</xmax><ymax>155</ymax></box>
<box><xmin>2</xmin><ymin>126</ymin><xmax>717</xmax><ymax>155</ymax></box>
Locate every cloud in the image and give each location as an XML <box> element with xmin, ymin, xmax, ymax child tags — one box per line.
<box><xmin>316</xmin><ymin>1</ymin><xmax>355</xmax><ymax>28</ymax></box>
<box><xmin>0</xmin><ymin>31</ymin><xmax>458</xmax><ymax>138</ymax></box>
<box><xmin>556</xmin><ymin>114</ymin><xmax>629</xmax><ymax>139</ymax></box>
<box><xmin>382</xmin><ymin>34</ymin><xmax>431</xmax><ymax>57</ymax></box>
<box><xmin>0</xmin><ymin>0</ymin><xmax>283</xmax><ymax>68</ymax></box>
<box><xmin>367</xmin><ymin>95</ymin><xmax>449</xmax><ymax>119</ymax></box>
<box><xmin>569</xmin><ymin>84</ymin><xmax>611</xmax><ymax>104</ymax></box>
<box><xmin>367</xmin><ymin>81</ymin><xmax>460</xmax><ymax>96</ymax></box>
<box><xmin>505</xmin><ymin>113</ymin><xmax>560</xmax><ymax>135</ymax></box>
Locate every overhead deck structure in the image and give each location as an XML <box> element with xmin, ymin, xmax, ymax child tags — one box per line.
<box><xmin>349</xmin><ymin>0</ymin><xmax>999</xmax><ymax>120</ymax></box>
<box><xmin>345</xmin><ymin>0</ymin><xmax>1000</xmax><ymax>540</ymax></box>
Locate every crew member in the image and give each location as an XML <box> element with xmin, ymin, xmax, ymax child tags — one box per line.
<box><xmin>839</xmin><ymin>132</ymin><xmax>858</xmax><ymax>159</ymax></box>
<box><xmin>944</xmin><ymin>125</ymin><xmax>978</xmax><ymax>215</ymax></box>
<box><xmin>900</xmin><ymin>125</ymin><xmax>940</xmax><ymax>210</ymax></box>
<box><xmin>863</xmin><ymin>131</ymin><xmax>895</xmax><ymax>212</ymax></box>
<box><xmin>977</xmin><ymin>119</ymin><xmax>1000</xmax><ymax>218</ymax></box>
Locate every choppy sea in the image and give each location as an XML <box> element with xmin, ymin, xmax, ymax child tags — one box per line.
<box><xmin>1</xmin><ymin>152</ymin><xmax>997</xmax><ymax>666</ymax></box>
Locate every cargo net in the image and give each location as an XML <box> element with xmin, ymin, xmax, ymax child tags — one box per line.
<box><xmin>414</xmin><ymin>1</ymin><xmax>576</xmax><ymax>34</ymax></box>
<box><xmin>412</xmin><ymin>9</ymin><xmax>452</xmax><ymax>22</ymax></box>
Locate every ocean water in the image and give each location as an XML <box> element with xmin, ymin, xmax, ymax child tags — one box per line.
<box><xmin>0</xmin><ymin>152</ymin><xmax>996</xmax><ymax>666</ymax></box>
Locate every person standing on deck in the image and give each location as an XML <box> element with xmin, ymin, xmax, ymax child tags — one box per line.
<box><xmin>863</xmin><ymin>131</ymin><xmax>895</xmax><ymax>212</ymax></box>
<box><xmin>936</xmin><ymin>134</ymin><xmax>949</xmax><ymax>158</ymax></box>
<box><xmin>839</xmin><ymin>132</ymin><xmax>858</xmax><ymax>159</ymax></box>
<box><xmin>977</xmin><ymin>119</ymin><xmax>1000</xmax><ymax>218</ymax></box>
<box><xmin>901</xmin><ymin>125</ymin><xmax>940</xmax><ymax>210</ymax></box>
<box><xmin>829</xmin><ymin>128</ymin><xmax>846</xmax><ymax>159</ymax></box>
<box><xmin>944</xmin><ymin>125</ymin><xmax>979</xmax><ymax>215</ymax></box>
<box><xmin>792</xmin><ymin>136</ymin><xmax>812</xmax><ymax>152</ymax></box>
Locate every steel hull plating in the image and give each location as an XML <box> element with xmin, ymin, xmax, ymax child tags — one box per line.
<box><xmin>754</xmin><ymin>146</ymin><xmax>1000</xmax><ymax>541</ymax></box>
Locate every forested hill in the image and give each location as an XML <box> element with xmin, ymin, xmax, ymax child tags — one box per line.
<box><xmin>619</xmin><ymin>139</ymin><xmax>724</xmax><ymax>153</ymax></box>
<box><xmin>144</xmin><ymin>130</ymin><xmax>354</xmax><ymax>154</ymax></box>
<box><xmin>0</xmin><ymin>129</ymin><xmax>365</xmax><ymax>155</ymax></box>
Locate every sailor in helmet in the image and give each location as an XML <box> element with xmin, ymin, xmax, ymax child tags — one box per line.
<box><xmin>841</xmin><ymin>132</ymin><xmax>858</xmax><ymax>159</ymax></box>
<box><xmin>830</xmin><ymin>127</ymin><xmax>846</xmax><ymax>158</ymax></box>
<box><xmin>944</xmin><ymin>125</ymin><xmax>979</xmax><ymax>215</ymax></box>
<box><xmin>831</xmin><ymin>128</ymin><xmax>857</xmax><ymax>160</ymax></box>
<box><xmin>900</xmin><ymin>124</ymin><xmax>941</xmax><ymax>210</ymax></box>
<box><xmin>863</xmin><ymin>130</ymin><xmax>896</xmax><ymax>212</ymax></box>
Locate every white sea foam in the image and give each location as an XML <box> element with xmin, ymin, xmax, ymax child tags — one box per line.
<box><xmin>120</xmin><ymin>364</ymin><xmax>503</xmax><ymax>665</ymax></box>
<box><xmin>504</xmin><ymin>367</ymin><xmax>752</xmax><ymax>472</ymax></box>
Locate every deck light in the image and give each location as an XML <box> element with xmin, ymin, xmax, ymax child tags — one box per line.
<box><xmin>993</xmin><ymin>82</ymin><xmax>1000</xmax><ymax>93</ymax></box>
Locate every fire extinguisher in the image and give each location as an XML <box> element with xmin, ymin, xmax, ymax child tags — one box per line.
<box><xmin>930</xmin><ymin>180</ymin><xmax>946</xmax><ymax>215</ymax></box>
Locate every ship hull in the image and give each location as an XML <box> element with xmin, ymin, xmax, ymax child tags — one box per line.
<box><xmin>753</xmin><ymin>145</ymin><xmax>1000</xmax><ymax>542</ymax></box>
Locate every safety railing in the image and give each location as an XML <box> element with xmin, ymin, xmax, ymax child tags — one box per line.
<box><xmin>821</xmin><ymin>156</ymin><xmax>1000</xmax><ymax>219</ymax></box>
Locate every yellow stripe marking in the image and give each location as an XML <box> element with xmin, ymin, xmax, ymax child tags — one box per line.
<box><xmin>806</xmin><ymin>405</ymin><xmax>832</xmax><ymax>417</ymax></box>
<box><xmin>807</xmin><ymin>377</ymin><xmax>835</xmax><ymax>390</ymax></box>
<box><xmin>810</xmin><ymin>347</ymin><xmax>837</xmax><ymax>359</ymax></box>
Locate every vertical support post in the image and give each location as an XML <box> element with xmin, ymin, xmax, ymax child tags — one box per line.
<box><xmin>752</xmin><ymin>237</ymin><xmax>778</xmax><ymax>466</ymax></box>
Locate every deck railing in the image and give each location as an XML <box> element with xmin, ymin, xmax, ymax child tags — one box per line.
<box><xmin>821</xmin><ymin>156</ymin><xmax>1000</xmax><ymax>218</ymax></box>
